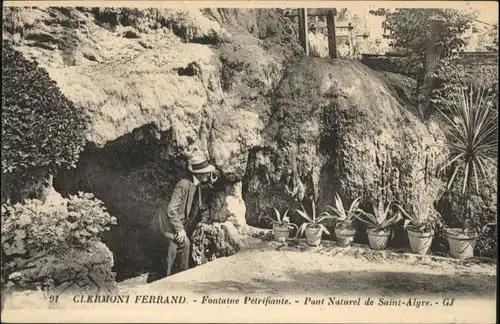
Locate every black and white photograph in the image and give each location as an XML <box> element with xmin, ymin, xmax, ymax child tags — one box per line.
<box><xmin>1</xmin><ymin>1</ymin><xmax>498</xmax><ymax>323</ymax></box>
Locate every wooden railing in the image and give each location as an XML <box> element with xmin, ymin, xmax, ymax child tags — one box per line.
<box><xmin>285</xmin><ymin>8</ymin><xmax>339</xmax><ymax>58</ymax></box>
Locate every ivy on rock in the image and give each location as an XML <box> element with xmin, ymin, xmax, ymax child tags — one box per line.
<box><xmin>1</xmin><ymin>41</ymin><xmax>89</xmax><ymax>187</ymax></box>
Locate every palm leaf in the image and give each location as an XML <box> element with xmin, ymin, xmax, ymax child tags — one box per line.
<box><xmin>326</xmin><ymin>206</ymin><xmax>344</xmax><ymax>220</ymax></box>
<box><xmin>383</xmin><ymin>202</ymin><xmax>391</xmax><ymax>222</ymax></box>
<box><xmin>296</xmin><ymin>209</ymin><xmax>313</xmax><ymax>223</ymax></box>
<box><xmin>319</xmin><ymin>224</ymin><xmax>330</xmax><ymax>236</ymax></box>
<box><xmin>297</xmin><ymin>223</ymin><xmax>309</xmax><ymax>237</ymax></box>
<box><xmin>438</xmin><ymin>86</ymin><xmax>498</xmax><ymax>194</ymax></box>
<box><xmin>334</xmin><ymin>193</ymin><xmax>346</xmax><ymax>219</ymax></box>
<box><xmin>353</xmin><ymin>212</ymin><xmax>377</xmax><ymax>227</ymax></box>
<box><xmin>379</xmin><ymin>213</ymin><xmax>402</xmax><ymax>229</ymax></box>
<box><xmin>273</xmin><ymin>208</ymin><xmax>281</xmax><ymax>223</ymax></box>
<box><xmin>438</xmin><ymin>152</ymin><xmax>465</xmax><ymax>172</ymax></box>
<box><xmin>348</xmin><ymin>196</ymin><xmax>362</xmax><ymax>215</ymax></box>
<box><xmin>394</xmin><ymin>203</ymin><xmax>418</xmax><ymax>224</ymax></box>
<box><xmin>312</xmin><ymin>199</ymin><xmax>316</xmax><ymax>221</ymax></box>
<box><xmin>363</xmin><ymin>210</ymin><xmax>380</xmax><ymax>225</ymax></box>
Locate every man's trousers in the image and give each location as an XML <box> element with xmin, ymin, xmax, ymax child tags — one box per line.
<box><xmin>165</xmin><ymin>235</ymin><xmax>190</xmax><ymax>276</ymax></box>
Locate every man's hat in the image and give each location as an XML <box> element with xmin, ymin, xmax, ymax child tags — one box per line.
<box><xmin>188</xmin><ymin>153</ymin><xmax>216</xmax><ymax>174</ymax></box>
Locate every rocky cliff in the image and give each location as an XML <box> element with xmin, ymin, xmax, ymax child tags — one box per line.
<box><xmin>3</xmin><ymin>7</ymin><xmax>449</xmax><ymax>280</ymax></box>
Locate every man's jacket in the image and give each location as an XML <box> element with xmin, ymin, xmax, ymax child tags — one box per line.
<box><xmin>152</xmin><ymin>178</ymin><xmax>199</xmax><ymax>239</ymax></box>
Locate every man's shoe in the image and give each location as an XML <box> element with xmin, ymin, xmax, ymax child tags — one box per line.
<box><xmin>146</xmin><ymin>272</ymin><xmax>166</xmax><ymax>283</ymax></box>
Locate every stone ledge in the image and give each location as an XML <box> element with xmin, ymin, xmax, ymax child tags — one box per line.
<box><xmin>262</xmin><ymin>238</ymin><xmax>496</xmax><ymax>267</ymax></box>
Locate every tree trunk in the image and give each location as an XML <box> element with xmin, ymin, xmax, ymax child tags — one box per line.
<box><xmin>417</xmin><ymin>18</ymin><xmax>444</xmax><ymax>119</ymax></box>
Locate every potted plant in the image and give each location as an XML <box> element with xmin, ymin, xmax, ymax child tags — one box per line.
<box><xmin>437</xmin><ymin>87</ymin><xmax>498</xmax><ymax>259</ymax></box>
<box><xmin>355</xmin><ymin>200</ymin><xmax>402</xmax><ymax>250</ymax></box>
<box><xmin>322</xmin><ymin>194</ymin><xmax>362</xmax><ymax>247</ymax></box>
<box><xmin>263</xmin><ymin>208</ymin><xmax>298</xmax><ymax>243</ymax></box>
<box><xmin>296</xmin><ymin>200</ymin><xmax>334</xmax><ymax>246</ymax></box>
<box><xmin>394</xmin><ymin>200</ymin><xmax>442</xmax><ymax>255</ymax></box>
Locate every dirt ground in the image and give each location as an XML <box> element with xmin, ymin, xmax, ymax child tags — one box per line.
<box><xmin>2</xmin><ymin>239</ymin><xmax>496</xmax><ymax>323</ymax></box>
<box><xmin>119</xmin><ymin>239</ymin><xmax>497</xmax><ymax>299</ymax></box>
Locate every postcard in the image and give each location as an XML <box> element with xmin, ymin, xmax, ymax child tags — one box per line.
<box><xmin>1</xmin><ymin>1</ymin><xmax>497</xmax><ymax>323</ymax></box>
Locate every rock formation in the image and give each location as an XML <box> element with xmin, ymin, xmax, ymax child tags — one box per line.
<box><xmin>3</xmin><ymin>7</ymin><xmax>452</xmax><ymax>280</ymax></box>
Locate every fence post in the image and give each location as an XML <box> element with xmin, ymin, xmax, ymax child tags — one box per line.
<box><xmin>298</xmin><ymin>8</ymin><xmax>309</xmax><ymax>56</ymax></box>
<box><xmin>326</xmin><ymin>9</ymin><xmax>337</xmax><ymax>58</ymax></box>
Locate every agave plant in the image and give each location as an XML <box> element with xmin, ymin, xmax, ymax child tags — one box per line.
<box><xmin>394</xmin><ymin>201</ymin><xmax>442</xmax><ymax>233</ymax></box>
<box><xmin>296</xmin><ymin>200</ymin><xmax>334</xmax><ymax>237</ymax></box>
<box><xmin>437</xmin><ymin>86</ymin><xmax>498</xmax><ymax>194</ymax></box>
<box><xmin>322</xmin><ymin>194</ymin><xmax>362</xmax><ymax>230</ymax></box>
<box><xmin>354</xmin><ymin>200</ymin><xmax>402</xmax><ymax>232</ymax></box>
<box><xmin>263</xmin><ymin>208</ymin><xmax>298</xmax><ymax>231</ymax></box>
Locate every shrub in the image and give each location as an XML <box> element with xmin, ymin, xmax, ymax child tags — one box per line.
<box><xmin>434</xmin><ymin>86</ymin><xmax>498</xmax><ymax>256</ymax></box>
<box><xmin>1</xmin><ymin>41</ymin><xmax>89</xmax><ymax>184</ymax></box>
<box><xmin>430</xmin><ymin>57</ymin><xmax>497</xmax><ymax>112</ymax></box>
<box><xmin>435</xmin><ymin>169</ymin><xmax>497</xmax><ymax>257</ymax></box>
<box><xmin>380</xmin><ymin>9</ymin><xmax>472</xmax><ymax>57</ymax></box>
<box><xmin>1</xmin><ymin>192</ymin><xmax>117</xmax><ymax>257</ymax></box>
<box><xmin>429</xmin><ymin>57</ymin><xmax>467</xmax><ymax>112</ymax></box>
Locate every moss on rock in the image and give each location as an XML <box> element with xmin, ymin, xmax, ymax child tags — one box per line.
<box><xmin>245</xmin><ymin>58</ymin><xmax>446</xmax><ymax>231</ymax></box>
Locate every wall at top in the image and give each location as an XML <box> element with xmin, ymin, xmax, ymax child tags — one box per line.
<box><xmin>360</xmin><ymin>52</ymin><xmax>499</xmax><ymax>81</ymax></box>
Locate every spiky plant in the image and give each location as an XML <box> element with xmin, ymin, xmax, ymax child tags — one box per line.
<box><xmin>322</xmin><ymin>194</ymin><xmax>362</xmax><ymax>230</ymax></box>
<box><xmin>296</xmin><ymin>200</ymin><xmax>334</xmax><ymax>237</ymax></box>
<box><xmin>263</xmin><ymin>208</ymin><xmax>298</xmax><ymax>231</ymax></box>
<box><xmin>354</xmin><ymin>200</ymin><xmax>402</xmax><ymax>232</ymax></box>
<box><xmin>394</xmin><ymin>201</ymin><xmax>442</xmax><ymax>233</ymax></box>
<box><xmin>437</xmin><ymin>86</ymin><xmax>498</xmax><ymax>232</ymax></box>
<box><xmin>437</xmin><ymin>86</ymin><xmax>498</xmax><ymax>194</ymax></box>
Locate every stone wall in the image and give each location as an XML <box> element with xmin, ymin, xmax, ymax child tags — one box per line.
<box><xmin>360</xmin><ymin>54</ymin><xmax>420</xmax><ymax>79</ymax></box>
<box><xmin>360</xmin><ymin>52</ymin><xmax>499</xmax><ymax>81</ymax></box>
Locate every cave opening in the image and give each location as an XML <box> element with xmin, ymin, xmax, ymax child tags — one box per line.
<box><xmin>54</xmin><ymin>124</ymin><xmax>190</xmax><ymax>282</ymax></box>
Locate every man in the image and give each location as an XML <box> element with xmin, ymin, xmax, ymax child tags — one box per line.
<box><xmin>148</xmin><ymin>153</ymin><xmax>217</xmax><ymax>283</ymax></box>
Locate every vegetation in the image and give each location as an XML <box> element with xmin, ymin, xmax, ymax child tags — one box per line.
<box><xmin>355</xmin><ymin>200</ymin><xmax>402</xmax><ymax>232</ymax></box>
<box><xmin>395</xmin><ymin>200</ymin><xmax>442</xmax><ymax>233</ymax></box>
<box><xmin>371</xmin><ymin>9</ymin><xmax>478</xmax><ymax>119</ymax></box>
<box><xmin>429</xmin><ymin>58</ymin><xmax>468</xmax><ymax>112</ymax></box>
<box><xmin>379</xmin><ymin>9</ymin><xmax>472</xmax><ymax>57</ymax></box>
<box><xmin>322</xmin><ymin>194</ymin><xmax>362</xmax><ymax>230</ymax></box>
<box><xmin>430</xmin><ymin>55</ymin><xmax>498</xmax><ymax>114</ymax></box>
<box><xmin>2</xmin><ymin>41</ymin><xmax>89</xmax><ymax>192</ymax></box>
<box><xmin>437</xmin><ymin>87</ymin><xmax>498</xmax><ymax>233</ymax></box>
<box><xmin>1</xmin><ymin>192</ymin><xmax>117</xmax><ymax>257</ymax></box>
<box><xmin>295</xmin><ymin>200</ymin><xmax>334</xmax><ymax>237</ymax></box>
<box><xmin>263</xmin><ymin>208</ymin><xmax>298</xmax><ymax>231</ymax></box>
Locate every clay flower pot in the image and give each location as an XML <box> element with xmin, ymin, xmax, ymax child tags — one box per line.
<box><xmin>407</xmin><ymin>229</ymin><xmax>433</xmax><ymax>255</ymax></box>
<box><xmin>305</xmin><ymin>226</ymin><xmax>322</xmax><ymax>246</ymax></box>
<box><xmin>273</xmin><ymin>224</ymin><xmax>291</xmax><ymax>243</ymax></box>
<box><xmin>335</xmin><ymin>227</ymin><xmax>356</xmax><ymax>247</ymax></box>
<box><xmin>366</xmin><ymin>228</ymin><xmax>390</xmax><ymax>250</ymax></box>
<box><xmin>446</xmin><ymin>228</ymin><xmax>477</xmax><ymax>259</ymax></box>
